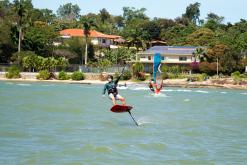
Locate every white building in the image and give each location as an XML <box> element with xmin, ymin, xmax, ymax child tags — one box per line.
<box><xmin>137</xmin><ymin>46</ymin><xmax>199</xmax><ymax>64</ymax></box>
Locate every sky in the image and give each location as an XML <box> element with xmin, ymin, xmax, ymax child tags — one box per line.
<box><xmin>32</xmin><ymin>0</ymin><xmax>247</xmax><ymax>24</ymax></box>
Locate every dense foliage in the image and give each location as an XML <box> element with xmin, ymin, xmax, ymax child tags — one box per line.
<box><xmin>71</xmin><ymin>71</ymin><xmax>85</xmax><ymax>80</ymax></box>
<box><xmin>36</xmin><ymin>70</ymin><xmax>51</xmax><ymax>80</ymax></box>
<box><xmin>5</xmin><ymin>65</ymin><xmax>21</xmax><ymax>79</ymax></box>
<box><xmin>0</xmin><ymin>0</ymin><xmax>246</xmax><ymax>75</ymax></box>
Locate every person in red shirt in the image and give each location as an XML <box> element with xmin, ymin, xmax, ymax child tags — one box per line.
<box><xmin>148</xmin><ymin>78</ymin><xmax>164</xmax><ymax>94</ymax></box>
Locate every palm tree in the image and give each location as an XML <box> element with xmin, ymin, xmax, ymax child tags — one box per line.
<box><xmin>13</xmin><ymin>0</ymin><xmax>31</xmax><ymax>65</ymax></box>
<box><xmin>192</xmin><ymin>47</ymin><xmax>205</xmax><ymax>62</ymax></box>
<box><xmin>80</xmin><ymin>17</ymin><xmax>96</xmax><ymax>66</ymax></box>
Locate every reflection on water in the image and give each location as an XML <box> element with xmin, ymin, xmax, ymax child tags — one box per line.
<box><xmin>0</xmin><ymin>82</ymin><xmax>247</xmax><ymax>164</ymax></box>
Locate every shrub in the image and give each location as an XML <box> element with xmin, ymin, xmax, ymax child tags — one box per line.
<box><xmin>132</xmin><ymin>62</ymin><xmax>144</xmax><ymax>79</ymax></box>
<box><xmin>231</xmin><ymin>71</ymin><xmax>242</xmax><ymax>83</ymax></box>
<box><xmin>231</xmin><ymin>71</ymin><xmax>241</xmax><ymax>78</ymax></box>
<box><xmin>122</xmin><ymin>70</ymin><xmax>132</xmax><ymax>80</ymax></box>
<box><xmin>241</xmin><ymin>73</ymin><xmax>247</xmax><ymax>79</ymax></box>
<box><xmin>58</xmin><ymin>71</ymin><xmax>70</xmax><ymax>80</ymax></box>
<box><xmin>5</xmin><ymin>66</ymin><xmax>21</xmax><ymax>79</ymax></box>
<box><xmin>137</xmin><ymin>72</ymin><xmax>146</xmax><ymax>81</ymax></box>
<box><xmin>36</xmin><ymin>70</ymin><xmax>51</xmax><ymax>80</ymax></box>
<box><xmin>199</xmin><ymin>62</ymin><xmax>217</xmax><ymax>75</ymax></box>
<box><xmin>162</xmin><ymin>72</ymin><xmax>169</xmax><ymax>79</ymax></box>
<box><xmin>161</xmin><ymin>65</ymin><xmax>169</xmax><ymax>73</ymax></box>
<box><xmin>190</xmin><ymin>61</ymin><xmax>199</xmax><ymax>72</ymax></box>
<box><xmin>198</xmin><ymin>73</ymin><xmax>208</xmax><ymax>81</ymax></box>
<box><xmin>71</xmin><ymin>71</ymin><xmax>85</xmax><ymax>80</ymax></box>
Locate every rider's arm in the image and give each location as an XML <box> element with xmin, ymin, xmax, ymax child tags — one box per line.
<box><xmin>114</xmin><ymin>73</ymin><xmax>123</xmax><ymax>85</ymax></box>
<box><xmin>157</xmin><ymin>80</ymin><xmax>164</xmax><ymax>90</ymax></box>
<box><xmin>102</xmin><ymin>84</ymin><xmax>107</xmax><ymax>95</ymax></box>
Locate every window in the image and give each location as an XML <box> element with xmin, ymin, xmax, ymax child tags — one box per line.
<box><xmin>102</xmin><ymin>39</ymin><xmax>106</xmax><ymax>43</ymax></box>
<box><xmin>179</xmin><ymin>56</ymin><xmax>187</xmax><ymax>61</ymax></box>
<box><xmin>161</xmin><ymin>56</ymin><xmax>165</xmax><ymax>60</ymax></box>
<box><xmin>148</xmin><ymin>56</ymin><xmax>151</xmax><ymax>60</ymax></box>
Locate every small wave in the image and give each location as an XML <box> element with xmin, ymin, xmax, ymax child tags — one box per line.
<box><xmin>177</xmin><ymin>89</ymin><xmax>192</xmax><ymax>92</ymax></box>
<box><xmin>117</xmin><ymin>86</ymin><xmax>128</xmax><ymax>90</ymax></box>
<box><xmin>162</xmin><ymin>89</ymin><xmax>192</xmax><ymax>92</ymax></box>
<box><xmin>131</xmin><ymin>87</ymin><xmax>149</xmax><ymax>91</ymax></box>
<box><xmin>152</xmin><ymin>93</ymin><xmax>169</xmax><ymax>97</ymax></box>
<box><xmin>17</xmin><ymin>83</ymin><xmax>31</xmax><ymax>86</ymax></box>
<box><xmin>184</xmin><ymin>99</ymin><xmax>190</xmax><ymax>102</ymax></box>
<box><xmin>41</xmin><ymin>84</ymin><xmax>55</xmax><ymax>87</ymax></box>
<box><xmin>195</xmin><ymin>90</ymin><xmax>209</xmax><ymax>93</ymax></box>
<box><xmin>163</xmin><ymin>89</ymin><xmax>176</xmax><ymax>92</ymax></box>
<box><xmin>220</xmin><ymin>92</ymin><xmax>227</xmax><ymax>94</ymax></box>
<box><xmin>137</xmin><ymin>117</ymin><xmax>154</xmax><ymax>125</ymax></box>
<box><xmin>5</xmin><ymin>82</ymin><xmax>14</xmax><ymax>85</ymax></box>
<box><xmin>241</xmin><ymin>93</ymin><xmax>247</xmax><ymax>95</ymax></box>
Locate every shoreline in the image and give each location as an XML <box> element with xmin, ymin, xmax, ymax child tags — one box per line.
<box><xmin>1</xmin><ymin>78</ymin><xmax>247</xmax><ymax>90</ymax></box>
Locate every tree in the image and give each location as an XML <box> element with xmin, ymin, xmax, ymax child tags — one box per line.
<box><xmin>99</xmin><ymin>8</ymin><xmax>110</xmax><ymax>24</ymax></box>
<box><xmin>192</xmin><ymin>47</ymin><xmax>205</xmax><ymax>62</ymax></box>
<box><xmin>53</xmin><ymin>49</ymin><xmax>77</xmax><ymax>60</ymax></box>
<box><xmin>122</xmin><ymin>7</ymin><xmax>148</xmax><ymax>23</ymax></box>
<box><xmin>40</xmin><ymin>9</ymin><xmax>56</xmax><ymax>24</ymax></box>
<box><xmin>12</xmin><ymin>0</ymin><xmax>33</xmax><ymax>63</ymax></box>
<box><xmin>0</xmin><ymin>1</ymin><xmax>16</xmax><ymax>63</ymax></box>
<box><xmin>237</xmin><ymin>32</ymin><xmax>247</xmax><ymax>51</ymax></box>
<box><xmin>57</xmin><ymin>3</ymin><xmax>80</xmax><ymax>20</ymax></box>
<box><xmin>204</xmin><ymin>13</ymin><xmax>224</xmax><ymax>31</ymax></box>
<box><xmin>22</xmin><ymin>24</ymin><xmax>58</xmax><ymax>56</ymax></box>
<box><xmin>80</xmin><ymin>16</ymin><xmax>97</xmax><ymax>65</ymax></box>
<box><xmin>161</xmin><ymin>23</ymin><xmax>196</xmax><ymax>45</ymax></box>
<box><xmin>182</xmin><ymin>2</ymin><xmax>201</xmax><ymax>24</ymax></box>
<box><xmin>114</xmin><ymin>15</ymin><xmax>124</xmax><ymax>29</ymax></box>
<box><xmin>141</xmin><ymin>21</ymin><xmax>161</xmax><ymax>41</ymax></box>
<box><xmin>206</xmin><ymin>13</ymin><xmax>224</xmax><ymax>24</ymax></box>
<box><xmin>0</xmin><ymin>0</ymin><xmax>11</xmax><ymax>18</ymax></box>
<box><xmin>63</xmin><ymin>37</ymin><xmax>86</xmax><ymax>64</ymax></box>
<box><xmin>206</xmin><ymin>44</ymin><xmax>239</xmax><ymax>74</ymax></box>
<box><xmin>121</xmin><ymin>18</ymin><xmax>148</xmax><ymax>50</ymax></box>
<box><xmin>103</xmin><ymin>47</ymin><xmax>135</xmax><ymax>65</ymax></box>
<box><xmin>22</xmin><ymin>51</ymin><xmax>38</xmax><ymax>71</ymax></box>
<box><xmin>156</xmin><ymin>18</ymin><xmax>176</xmax><ymax>30</ymax></box>
<box><xmin>186</xmin><ymin>28</ymin><xmax>215</xmax><ymax>46</ymax></box>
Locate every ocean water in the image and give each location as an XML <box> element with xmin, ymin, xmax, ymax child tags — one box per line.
<box><xmin>0</xmin><ymin>81</ymin><xmax>247</xmax><ymax>165</ymax></box>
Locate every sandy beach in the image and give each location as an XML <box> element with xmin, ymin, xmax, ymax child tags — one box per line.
<box><xmin>1</xmin><ymin>77</ymin><xmax>247</xmax><ymax>90</ymax></box>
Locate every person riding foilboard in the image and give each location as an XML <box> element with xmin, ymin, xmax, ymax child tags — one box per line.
<box><xmin>102</xmin><ymin>74</ymin><xmax>126</xmax><ymax>106</ymax></box>
<box><xmin>149</xmin><ymin>78</ymin><xmax>164</xmax><ymax>94</ymax></box>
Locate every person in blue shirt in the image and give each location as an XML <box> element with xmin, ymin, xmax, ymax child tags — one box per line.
<box><xmin>102</xmin><ymin>74</ymin><xmax>126</xmax><ymax>106</ymax></box>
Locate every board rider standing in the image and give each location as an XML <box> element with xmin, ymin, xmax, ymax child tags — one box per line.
<box><xmin>148</xmin><ymin>78</ymin><xmax>164</xmax><ymax>94</ymax></box>
<box><xmin>102</xmin><ymin>74</ymin><xmax>126</xmax><ymax>106</ymax></box>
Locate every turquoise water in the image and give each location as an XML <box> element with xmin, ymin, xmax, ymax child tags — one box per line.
<box><xmin>0</xmin><ymin>81</ymin><xmax>247</xmax><ymax>165</ymax></box>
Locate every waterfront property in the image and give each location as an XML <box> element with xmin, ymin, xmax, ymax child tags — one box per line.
<box><xmin>59</xmin><ymin>29</ymin><xmax>123</xmax><ymax>48</ymax></box>
<box><xmin>138</xmin><ymin>46</ymin><xmax>199</xmax><ymax>64</ymax></box>
<box><xmin>135</xmin><ymin>46</ymin><xmax>199</xmax><ymax>71</ymax></box>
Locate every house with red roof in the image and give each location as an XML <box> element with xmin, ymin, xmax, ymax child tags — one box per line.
<box><xmin>59</xmin><ymin>29</ymin><xmax>123</xmax><ymax>48</ymax></box>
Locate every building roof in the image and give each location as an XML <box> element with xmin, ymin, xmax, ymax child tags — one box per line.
<box><xmin>141</xmin><ymin>46</ymin><xmax>197</xmax><ymax>55</ymax></box>
<box><xmin>60</xmin><ymin>29</ymin><xmax>121</xmax><ymax>39</ymax></box>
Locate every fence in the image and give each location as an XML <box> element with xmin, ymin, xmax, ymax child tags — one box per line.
<box><xmin>0</xmin><ymin>64</ymin><xmax>11</xmax><ymax>72</ymax></box>
<box><xmin>0</xmin><ymin>63</ymin><xmax>131</xmax><ymax>73</ymax></box>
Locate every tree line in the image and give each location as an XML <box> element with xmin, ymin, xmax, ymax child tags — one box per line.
<box><xmin>0</xmin><ymin>0</ymin><xmax>247</xmax><ymax>74</ymax></box>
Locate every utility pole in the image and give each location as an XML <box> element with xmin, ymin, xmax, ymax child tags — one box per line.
<box><xmin>217</xmin><ymin>58</ymin><xmax>219</xmax><ymax>78</ymax></box>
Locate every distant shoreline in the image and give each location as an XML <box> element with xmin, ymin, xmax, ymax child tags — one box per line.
<box><xmin>1</xmin><ymin>78</ymin><xmax>247</xmax><ymax>90</ymax></box>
